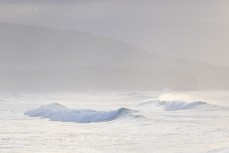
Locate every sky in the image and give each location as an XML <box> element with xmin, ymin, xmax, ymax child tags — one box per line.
<box><xmin>0</xmin><ymin>0</ymin><xmax>229</xmax><ymax>66</ymax></box>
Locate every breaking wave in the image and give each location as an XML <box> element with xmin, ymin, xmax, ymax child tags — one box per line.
<box><xmin>24</xmin><ymin>103</ymin><xmax>135</xmax><ymax>123</ymax></box>
<box><xmin>137</xmin><ymin>99</ymin><xmax>225</xmax><ymax>111</ymax></box>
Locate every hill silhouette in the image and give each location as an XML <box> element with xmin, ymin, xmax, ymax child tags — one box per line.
<box><xmin>0</xmin><ymin>22</ymin><xmax>228</xmax><ymax>91</ymax></box>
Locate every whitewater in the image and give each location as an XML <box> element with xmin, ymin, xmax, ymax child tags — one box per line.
<box><xmin>0</xmin><ymin>91</ymin><xmax>229</xmax><ymax>153</ymax></box>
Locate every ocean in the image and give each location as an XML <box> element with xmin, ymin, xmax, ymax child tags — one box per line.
<box><xmin>0</xmin><ymin>91</ymin><xmax>229</xmax><ymax>153</ymax></box>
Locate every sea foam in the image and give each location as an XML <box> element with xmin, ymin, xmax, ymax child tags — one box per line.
<box><xmin>137</xmin><ymin>99</ymin><xmax>217</xmax><ymax>111</ymax></box>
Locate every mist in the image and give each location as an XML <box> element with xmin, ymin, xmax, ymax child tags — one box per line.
<box><xmin>1</xmin><ymin>2</ymin><xmax>229</xmax><ymax>153</ymax></box>
<box><xmin>0</xmin><ymin>0</ymin><xmax>229</xmax><ymax>66</ymax></box>
<box><xmin>0</xmin><ymin>0</ymin><xmax>229</xmax><ymax>91</ymax></box>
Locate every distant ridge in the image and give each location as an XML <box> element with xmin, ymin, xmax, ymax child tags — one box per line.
<box><xmin>0</xmin><ymin>22</ymin><xmax>228</xmax><ymax>91</ymax></box>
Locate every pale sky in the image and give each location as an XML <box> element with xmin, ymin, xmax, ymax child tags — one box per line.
<box><xmin>0</xmin><ymin>0</ymin><xmax>229</xmax><ymax>66</ymax></box>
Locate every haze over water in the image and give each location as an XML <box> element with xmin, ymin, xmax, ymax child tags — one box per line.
<box><xmin>0</xmin><ymin>1</ymin><xmax>229</xmax><ymax>153</ymax></box>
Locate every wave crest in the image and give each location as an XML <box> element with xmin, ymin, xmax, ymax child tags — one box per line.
<box><xmin>137</xmin><ymin>100</ymin><xmax>213</xmax><ymax>111</ymax></box>
<box><xmin>24</xmin><ymin>103</ymin><xmax>134</xmax><ymax>123</ymax></box>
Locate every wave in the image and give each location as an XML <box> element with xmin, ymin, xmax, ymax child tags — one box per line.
<box><xmin>24</xmin><ymin>103</ymin><xmax>135</xmax><ymax>123</ymax></box>
<box><xmin>137</xmin><ymin>99</ymin><xmax>222</xmax><ymax>111</ymax></box>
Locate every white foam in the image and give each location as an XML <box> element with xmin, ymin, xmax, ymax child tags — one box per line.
<box><xmin>158</xmin><ymin>91</ymin><xmax>229</xmax><ymax>106</ymax></box>
<box><xmin>137</xmin><ymin>99</ymin><xmax>213</xmax><ymax>111</ymax></box>
<box><xmin>157</xmin><ymin>101</ymin><xmax>206</xmax><ymax>111</ymax></box>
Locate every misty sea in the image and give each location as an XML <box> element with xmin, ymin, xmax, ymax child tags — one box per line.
<box><xmin>0</xmin><ymin>91</ymin><xmax>229</xmax><ymax>153</ymax></box>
